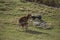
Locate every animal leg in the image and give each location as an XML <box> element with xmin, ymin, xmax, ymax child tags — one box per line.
<box><xmin>24</xmin><ymin>25</ymin><xmax>28</xmax><ymax>31</ymax></box>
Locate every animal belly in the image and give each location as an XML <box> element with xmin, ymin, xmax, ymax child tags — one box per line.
<box><xmin>40</xmin><ymin>22</ymin><xmax>46</xmax><ymax>29</ymax></box>
<box><xmin>20</xmin><ymin>22</ymin><xmax>27</xmax><ymax>24</ymax></box>
<box><xmin>33</xmin><ymin>21</ymin><xmax>40</xmax><ymax>26</ymax></box>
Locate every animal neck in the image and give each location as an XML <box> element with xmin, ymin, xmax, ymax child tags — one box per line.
<box><xmin>26</xmin><ymin>16</ymin><xmax>30</xmax><ymax>19</ymax></box>
<box><xmin>26</xmin><ymin>14</ymin><xmax>31</xmax><ymax>19</ymax></box>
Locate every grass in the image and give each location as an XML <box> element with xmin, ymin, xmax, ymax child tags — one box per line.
<box><xmin>0</xmin><ymin>0</ymin><xmax>60</xmax><ymax>40</ymax></box>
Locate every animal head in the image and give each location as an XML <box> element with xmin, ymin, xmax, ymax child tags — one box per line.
<box><xmin>27</xmin><ymin>14</ymin><xmax>32</xmax><ymax>19</ymax></box>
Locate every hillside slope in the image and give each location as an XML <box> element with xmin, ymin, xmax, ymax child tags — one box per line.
<box><xmin>22</xmin><ymin>0</ymin><xmax>60</xmax><ymax>7</ymax></box>
<box><xmin>0</xmin><ymin>0</ymin><xmax>60</xmax><ymax>40</ymax></box>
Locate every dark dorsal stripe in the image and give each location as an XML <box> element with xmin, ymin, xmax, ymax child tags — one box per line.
<box><xmin>31</xmin><ymin>15</ymin><xmax>42</xmax><ymax>20</ymax></box>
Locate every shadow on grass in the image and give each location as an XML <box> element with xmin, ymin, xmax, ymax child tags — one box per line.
<box><xmin>36</xmin><ymin>27</ymin><xmax>54</xmax><ymax>30</ymax></box>
<box><xmin>25</xmin><ymin>30</ymin><xmax>49</xmax><ymax>35</ymax></box>
<box><xmin>46</xmin><ymin>27</ymin><xmax>54</xmax><ymax>30</ymax></box>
